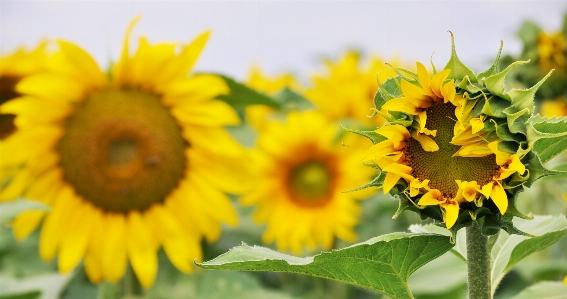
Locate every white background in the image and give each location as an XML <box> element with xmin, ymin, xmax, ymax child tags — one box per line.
<box><xmin>1</xmin><ymin>0</ymin><xmax>566</xmax><ymax>80</ymax></box>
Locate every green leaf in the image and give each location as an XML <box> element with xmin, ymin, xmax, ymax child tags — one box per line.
<box><xmin>0</xmin><ymin>274</ymin><xmax>69</xmax><ymax>299</ymax></box>
<box><xmin>409</xmin><ymin>224</ymin><xmax>466</xmax><ymax>262</ymax></box>
<box><xmin>214</xmin><ymin>74</ymin><xmax>281</xmax><ymax>109</ymax></box>
<box><xmin>528</xmin><ymin>115</ymin><xmax>567</xmax><ymax>163</ymax></box>
<box><xmin>0</xmin><ymin>200</ymin><xmax>50</xmax><ymax>223</ymax></box>
<box><xmin>374</xmin><ymin>77</ymin><xmax>402</xmax><ymax>110</ymax></box>
<box><xmin>273</xmin><ymin>88</ymin><xmax>315</xmax><ymax>112</ymax></box>
<box><xmin>516</xmin><ymin>20</ymin><xmax>542</xmax><ymax>46</ymax></box>
<box><xmin>198</xmin><ymin>233</ymin><xmax>454</xmax><ymax>299</ymax></box>
<box><xmin>481</xmin><ymin>96</ymin><xmax>510</xmax><ymax>118</ymax></box>
<box><xmin>443</xmin><ymin>32</ymin><xmax>477</xmax><ymax>82</ymax></box>
<box><xmin>343</xmin><ymin>172</ymin><xmax>384</xmax><ymax>193</ymax></box>
<box><xmin>511</xmin><ymin>281</ymin><xmax>567</xmax><ymax>299</ymax></box>
<box><xmin>408</xmin><ymin>251</ymin><xmax>466</xmax><ymax>296</ymax></box>
<box><xmin>0</xmin><ymin>291</ymin><xmax>40</xmax><ymax>299</ymax></box>
<box><xmin>491</xmin><ymin>215</ymin><xmax>567</xmax><ymax>295</ymax></box>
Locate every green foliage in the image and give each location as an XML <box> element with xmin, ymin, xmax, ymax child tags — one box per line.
<box><xmin>511</xmin><ymin>281</ymin><xmax>567</xmax><ymax>299</ymax></box>
<box><xmin>198</xmin><ymin>233</ymin><xmax>454</xmax><ymax>299</ymax></box>
<box><xmin>214</xmin><ymin>74</ymin><xmax>281</xmax><ymax>109</ymax></box>
<box><xmin>0</xmin><ymin>200</ymin><xmax>49</xmax><ymax>223</ymax></box>
<box><xmin>443</xmin><ymin>32</ymin><xmax>477</xmax><ymax>82</ymax></box>
<box><xmin>528</xmin><ymin>115</ymin><xmax>567</xmax><ymax>163</ymax></box>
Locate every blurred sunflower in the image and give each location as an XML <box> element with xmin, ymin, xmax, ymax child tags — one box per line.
<box><xmin>0</xmin><ymin>19</ymin><xmax>247</xmax><ymax>288</ymax></box>
<box><xmin>539</xmin><ymin>96</ymin><xmax>567</xmax><ymax>117</ymax></box>
<box><xmin>537</xmin><ymin>31</ymin><xmax>566</xmax><ymax>72</ymax></box>
<box><xmin>0</xmin><ymin>43</ymin><xmax>47</xmax><ymax>139</ymax></box>
<box><xmin>244</xmin><ymin>66</ymin><xmax>302</xmax><ymax>129</ymax></box>
<box><xmin>241</xmin><ymin>111</ymin><xmax>375</xmax><ymax>254</ymax></box>
<box><xmin>305</xmin><ymin>51</ymin><xmax>399</xmax><ymax>126</ymax></box>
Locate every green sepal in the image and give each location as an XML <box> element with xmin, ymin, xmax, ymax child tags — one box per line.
<box><xmin>344</xmin><ymin>172</ymin><xmax>385</xmax><ymax>193</ymax></box>
<box><xmin>524</xmin><ymin>151</ymin><xmax>567</xmax><ymax>187</ymax></box>
<box><xmin>483</xmin><ymin>60</ymin><xmax>530</xmax><ymax>101</ymax></box>
<box><xmin>392</xmin><ymin>193</ymin><xmax>421</xmax><ymax>220</ymax></box>
<box><xmin>504</xmin><ymin>200</ymin><xmax>533</xmax><ymax>221</ymax></box>
<box><xmin>340</xmin><ymin>124</ymin><xmax>386</xmax><ymax>145</ymax></box>
<box><xmin>481</xmin><ymin>96</ymin><xmax>509</xmax><ymax>118</ymax></box>
<box><xmin>443</xmin><ymin>32</ymin><xmax>477</xmax><ymax>82</ymax></box>
<box><xmin>526</xmin><ymin>115</ymin><xmax>567</xmax><ymax>163</ymax></box>
<box><xmin>508</xmin><ymin>69</ymin><xmax>554</xmax><ymax>114</ymax></box>
<box><xmin>477</xmin><ymin>40</ymin><xmax>504</xmax><ymax>81</ymax></box>
<box><xmin>502</xmin><ymin>106</ymin><xmax>530</xmax><ymax>136</ymax></box>
<box><xmin>374</xmin><ymin>77</ymin><xmax>403</xmax><ymax>110</ymax></box>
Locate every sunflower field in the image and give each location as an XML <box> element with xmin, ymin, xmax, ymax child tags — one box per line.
<box><xmin>1</xmin><ymin>2</ymin><xmax>567</xmax><ymax>299</ymax></box>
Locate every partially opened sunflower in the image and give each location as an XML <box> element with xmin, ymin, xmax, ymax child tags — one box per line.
<box><xmin>0</xmin><ymin>19</ymin><xmax>247</xmax><ymax>288</ymax></box>
<box><xmin>356</xmin><ymin>35</ymin><xmax>555</xmax><ymax>234</ymax></box>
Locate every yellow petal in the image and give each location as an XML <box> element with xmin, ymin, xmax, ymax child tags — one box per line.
<box><xmin>382</xmin><ymin>98</ymin><xmax>422</xmax><ymax>115</ymax></box>
<box><xmin>382</xmin><ymin>163</ymin><xmax>413</xmax><ymax>181</ymax></box>
<box><xmin>54</xmin><ymin>40</ymin><xmax>106</xmax><ymax>88</ymax></box>
<box><xmin>480</xmin><ymin>182</ymin><xmax>493</xmax><ymax>199</ymax></box>
<box><xmin>154</xmin><ymin>30</ymin><xmax>211</xmax><ymax>92</ymax></box>
<box><xmin>39</xmin><ymin>187</ymin><xmax>77</xmax><ymax>261</ymax></box>
<box><xmin>400</xmin><ymin>79</ymin><xmax>430</xmax><ymax>102</ymax></box>
<box><xmin>127</xmin><ymin>211</ymin><xmax>158</xmax><ymax>289</ymax></box>
<box><xmin>375</xmin><ymin>125</ymin><xmax>410</xmax><ymax>149</ymax></box>
<box><xmin>442</xmin><ymin>201</ymin><xmax>460</xmax><ymax>229</ymax></box>
<box><xmin>488</xmin><ymin>141</ymin><xmax>513</xmax><ymax>166</ymax></box>
<box><xmin>59</xmin><ymin>202</ymin><xmax>94</xmax><ymax>274</ymax></box>
<box><xmin>411</xmin><ymin>131</ymin><xmax>439</xmax><ymax>152</ymax></box>
<box><xmin>490</xmin><ymin>182</ymin><xmax>508</xmax><ymax>214</ymax></box>
<box><xmin>383</xmin><ymin>172</ymin><xmax>402</xmax><ymax>194</ymax></box>
<box><xmin>12</xmin><ymin>210</ymin><xmax>45</xmax><ymax>241</ymax></box>
<box><xmin>171</xmin><ymin>99</ymin><xmax>240</xmax><ymax>127</ymax></box>
<box><xmin>441</xmin><ymin>79</ymin><xmax>456</xmax><ymax>103</ymax></box>
<box><xmin>363</xmin><ymin>140</ymin><xmax>396</xmax><ymax>161</ymax></box>
<box><xmin>419</xmin><ymin>189</ymin><xmax>443</xmax><ymax>206</ymax></box>
<box><xmin>453</xmin><ymin>142</ymin><xmax>493</xmax><ymax>158</ymax></box>
<box><xmin>15</xmin><ymin>74</ymin><xmax>86</xmax><ymax>103</ymax></box>
<box><xmin>163</xmin><ymin>74</ymin><xmax>229</xmax><ymax>106</ymax></box>
<box><xmin>416</xmin><ymin>62</ymin><xmax>433</xmax><ymax>97</ymax></box>
<box><xmin>102</xmin><ymin>213</ymin><xmax>127</xmax><ymax>283</ymax></box>
<box><xmin>430</xmin><ymin>69</ymin><xmax>451</xmax><ymax>98</ymax></box>
<box><xmin>470</xmin><ymin>118</ymin><xmax>485</xmax><ymax>134</ymax></box>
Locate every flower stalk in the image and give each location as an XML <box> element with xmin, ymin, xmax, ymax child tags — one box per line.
<box><xmin>466</xmin><ymin>221</ymin><xmax>492</xmax><ymax>299</ymax></box>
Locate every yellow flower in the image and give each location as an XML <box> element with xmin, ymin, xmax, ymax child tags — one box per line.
<box><xmin>0</xmin><ymin>19</ymin><xmax>247</xmax><ymax>288</ymax></box>
<box><xmin>539</xmin><ymin>96</ymin><xmax>567</xmax><ymax>117</ymax></box>
<box><xmin>306</xmin><ymin>51</ymin><xmax>399</xmax><ymax>125</ymax></box>
<box><xmin>537</xmin><ymin>31</ymin><xmax>566</xmax><ymax>71</ymax></box>
<box><xmin>364</xmin><ymin>63</ymin><xmax>526</xmax><ymax>229</ymax></box>
<box><xmin>0</xmin><ymin>43</ymin><xmax>47</xmax><ymax>139</ymax></box>
<box><xmin>244</xmin><ymin>66</ymin><xmax>302</xmax><ymax>129</ymax></box>
<box><xmin>241</xmin><ymin>111</ymin><xmax>375</xmax><ymax>254</ymax></box>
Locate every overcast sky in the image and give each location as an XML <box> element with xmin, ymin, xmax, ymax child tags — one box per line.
<box><xmin>1</xmin><ymin>1</ymin><xmax>566</xmax><ymax>81</ymax></box>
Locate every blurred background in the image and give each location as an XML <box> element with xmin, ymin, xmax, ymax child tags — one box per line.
<box><xmin>1</xmin><ymin>1</ymin><xmax>567</xmax><ymax>299</ymax></box>
<box><xmin>2</xmin><ymin>0</ymin><xmax>567</xmax><ymax>79</ymax></box>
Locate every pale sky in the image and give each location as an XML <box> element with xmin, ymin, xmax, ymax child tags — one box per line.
<box><xmin>1</xmin><ymin>0</ymin><xmax>566</xmax><ymax>81</ymax></box>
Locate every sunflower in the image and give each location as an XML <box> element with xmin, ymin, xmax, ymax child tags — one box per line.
<box><xmin>357</xmin><ymin>37</ymin><xmax>552</xmax><ymax>232</ymax></box>
<box><xmin>305</xmin><ymin>51</ymin><xmax>400</xmax><ymax>126</ymax></box>
<box><xmin>539</xmin><ymin>96</ymin><xmax>567</xmax><ymax>118</ymax></box>
<box><xmin>0</xmin><ymin>19</ymin><xmax>247</xmax><ymax>288</ymax></box>
<box><xmin>244</xmin><ymin>66</ymin><xmax>302</xmax><ymax>129</ymax></box>
<box><xmin>241</xmin><ymin>111</ymin><xmax>375</xmax><ymax>254</ymax></box>
<box><xmin>0</xmin><ymin>43</ymin><xmax>46</xmax><ymax>139</ymax></box>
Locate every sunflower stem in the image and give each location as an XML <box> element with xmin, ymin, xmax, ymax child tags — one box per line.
<box><xmin>466</xmin><ymin>221</ymin><xmax>492</xmax><ymax>299</ymax></box>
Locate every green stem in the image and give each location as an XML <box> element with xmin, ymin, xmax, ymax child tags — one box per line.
<box><xmin>122</xmin><ymin>265</ymin><xmax>143</xmax><ymax>298</ymax></box>
<box><xmin>466</xmin><ymin>221</ymin><xmax>492</xmax><ymax>299</ymax></box>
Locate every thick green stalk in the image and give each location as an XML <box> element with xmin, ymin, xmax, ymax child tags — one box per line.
<box><xmin>466</xmin><ymin>222</ymin><xmax>492</xmax><ymax>299</ymax></box>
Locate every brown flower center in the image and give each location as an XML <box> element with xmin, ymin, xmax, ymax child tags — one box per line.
<box><xmin>0</xmin><ymin>76</ymin><xmax>21</xmax><ymax>139</ymax></box>
<box><xmin>405</xmin><ymin>102</ymin><xmax>498</xmax><ymax>198</ymax></box>
<box><xmin>58</xmin><ymin>88</ymin><xmax>187</xmax><ymax>213</ymax></box>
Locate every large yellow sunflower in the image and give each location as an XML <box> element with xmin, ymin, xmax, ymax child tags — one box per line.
<box><xmin>305</xmin><ymin>51</ymin><xmax>399</xmax><ymax>126</ymax></box>
<box><xmin>367</xmin><ymin>62</ymin><xmax>526</xmax><ymax>229</ymax></box>
<box><xmin>241</xmin><ymin>111</ymin><xmax>375</xmax><ymax>254</ymax></box>
<box><xmin>0</xmin><ymin>43</ymin><xmax>46</xmax><ymax>139</ymax></box>
<box><xmin>0</xmin><ymin>20</ymin><xmax>247</xmax><ymax>288</ymax></box>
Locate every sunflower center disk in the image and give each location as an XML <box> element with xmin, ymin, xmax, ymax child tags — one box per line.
<box><xmin>0</xmin><ymin>76</ymin><xmax>21</xmax><ymax>138</ymax></box>
<box><xmin>406</xmin><ymin>102</ymin><xmax>498</xmax><ymax>198</ymax></box>
<box><xmin>288</xmin><ymin>160</ymin><xmax>333</xmax><ymax>206</ymax></box>
<box><xmin>58</xmin><ymin>88</ymin><xmax>187</xmax><ymax>213</ymax></box>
